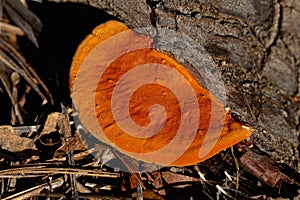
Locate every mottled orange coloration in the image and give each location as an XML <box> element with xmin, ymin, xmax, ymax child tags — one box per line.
<box><xmin>70</xmin><ymin>21</ymin><xmax>129</xmax><ymax>92</ymax></box>
<box><xmin>70</xmin><ymin>20</ymin><xmax>253</xmax><ymax>166</ymax></box>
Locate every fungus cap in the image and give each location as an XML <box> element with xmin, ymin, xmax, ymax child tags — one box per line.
<box><xmin>70</xmin><ymin>20</ymin><xmax>253</xmax><ymax>166</ymax></box>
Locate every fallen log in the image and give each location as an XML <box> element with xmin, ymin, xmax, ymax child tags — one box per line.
<box><xmin>46</xmin><ymin>0</ymin><xmax>299</xmax><ymax>172</ymax></box>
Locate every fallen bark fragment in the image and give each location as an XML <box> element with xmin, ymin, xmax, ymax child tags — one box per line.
<box><xmin>0</xmin><ymin>126</ymin><xmax>36</xmax><ymax>152</ymax></box>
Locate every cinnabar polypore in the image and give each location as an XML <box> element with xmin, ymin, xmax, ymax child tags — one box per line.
<box><xmin>69</xmin><ymin>20</ymin><xmax>253</xmax><ymax>166</ymax></box>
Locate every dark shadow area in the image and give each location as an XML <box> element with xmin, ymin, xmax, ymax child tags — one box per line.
<box><xmin>20</xmin><ymin>1</ymin><xmax>117</xmax><ymax>109</ymax></box>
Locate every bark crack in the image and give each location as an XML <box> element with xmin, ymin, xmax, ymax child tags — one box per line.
<box><xmin>146</xmin><ymin>0</ymin><xmax>159</xmax><ymax>27</ymax></box>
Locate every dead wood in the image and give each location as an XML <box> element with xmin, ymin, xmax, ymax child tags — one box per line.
<box><xmin>0</xmin><ymin>0</ymin><xmax>300</xmax><ymax>199</ymax></box>
<box><xmin>47</xmin><ymin>0</ymin><xmax>300</xmax><ymax>172</ymax></box>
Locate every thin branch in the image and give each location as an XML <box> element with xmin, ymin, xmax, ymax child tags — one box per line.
<box><xmin>2</xmin><ymin>177</ymin><xmax>64</xmax><ymax>200</ymax></box>
<box><xmin>0</xmin><ymin>166</ymin><xmax>120</xmax><ymax>178</ymax></box>
<box><xmin>0</xmin><ymin>22</ymin><xmax>24</xmax><ymax>36</ymax></box>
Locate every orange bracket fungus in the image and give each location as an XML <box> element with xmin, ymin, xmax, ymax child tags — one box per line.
<box><xmin>69</xmin><ymin>20</ymin><xmax>253</xmax><ymax>166</ymax></box>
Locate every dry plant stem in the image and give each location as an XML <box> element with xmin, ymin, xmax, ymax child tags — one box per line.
<box><xmin>4</xmin><ymin>0</ymin><xmax>42</xmax><ymax>31</ymax></box>
<box><xmin>3</xmin><ymin>0</ymin><xmax>42</xmax><ymax>47</ymax></box>
<box><xmin>0</xmin><ymin>178</ymin><xmax>4</xmax><ymax>198</ymax></box>
<box><xmin>0</xmin><ymin>71</ymin><xmax>22</xmax><ymax>124</ymax></box>
<box><xmin>1</xmin><ymin>42</ymin><xmax>40</xmax><ymax>93</ymax></box>
<box><xmin>60</xmin><ymin>105</ymin><xmax>79</xmax><ymax>200</ymax></box>
<box><xmin>0</xmin><ymin>22</ymin><xmax>24</xmax><ymax>36</ymax></box>
<box><xmin>51</xmin><ymin>148</ymin><xmax>95</xmax><ymax>162</ymax></box>
<box><xmin>0</xmin><ymin>166</ymin><xmax>119</xmax><ymax>178</ymax></box>
<box><xmin>18</xmin><ymin>85</ymin><xmax>31</xmax><ymax>108</ymax></box>
<box><xmin>67</xmin><ymin>160</ymin><xmax>79</xmax><ymax>199</ymax></box>
<box><xmin>0</xmin><ymin>37</ymin><xmax>53</xmax><ymax>104</ymax></box>
<box><xmin>2</xmin><ymin>177</ymin><xmax>64</xmax><ymax>200</ymax></box>
<box><xmin>7</xmin><ymin>162</ymin><xmax>18</xmax><ymax>193</ymax></box>
<box><xmin>37</xmin><ymin>192</ymin><xmax>134</xmax><ymax>200</ymax></box>
<box><xmin>230</xmin><ymin>146</ymin><xmax>240</xmax><ymax>191</ymax></box>
<box><xmin>11</xmin><ymin>73</ymin><xmax>24</xmax><ymax>124</ymax></box>
<box><xmin>0</xmin><ymin>73</ymin><xmax>11</xmax><ymax>97</ymax></box>
<box><xmin>19</xmin><ymin>0</ymin><xmax>28</xmax><ymax>7</ymax></box>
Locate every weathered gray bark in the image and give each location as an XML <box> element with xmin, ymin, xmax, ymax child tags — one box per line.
<box><xmin>49</xmin><ymin>0</ymin><xmax>300</xmax><ymax>171</ymax></box>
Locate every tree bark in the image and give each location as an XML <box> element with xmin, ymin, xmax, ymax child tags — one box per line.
<box><xmin>49</xmin><ymin>0</ymin><xmax>300</xmax><ymax>171</ymax></box>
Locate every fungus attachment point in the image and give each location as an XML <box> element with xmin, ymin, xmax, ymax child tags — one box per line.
<box><xmin>70</xmin><ymin>20</ymin><xmax>253</xmax><ymax>167</ymax></box>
